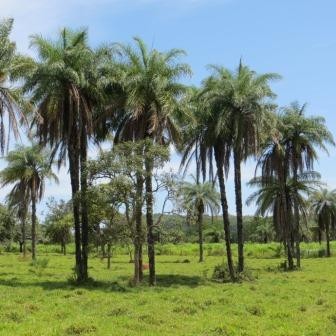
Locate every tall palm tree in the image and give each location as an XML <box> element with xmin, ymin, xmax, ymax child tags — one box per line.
<box><xmin>22</xmin><ymin>28</ymin><xmax>105</xmax><ymax>281</ymax></box>
<box><xmin>181</xmin><ymin>83</ymin><xmax>235</xmax><ymax>280</ymax></box>
<box><xmin>281</xmin><ymin>102</ymin><xmax>334</xmax><ymax>266</ymax></box>
<box><xmin>309</xmin><ymin>188</ymin><xmax>336</xmax><ymax>257</ymax></box>
<box><xmin>204</xmin><ymin>62</ymin><xmax>280</xmax><ymax>272</ymax></box>
<box><xmin>180</xmin><ymin>179</ymin><xmax>220</xmax><ymax>262</ymax></box>
<box><xmin>113</xmin><ymin>37</ymin><xmax>191</xmax><ymax>285</ymax></box>
<box><xmin>0</xmin><ymin>145</ymin><xmax>58</xmax><ymax>260</ymax></box>
<box><xmin>0</xmin><ymin>18</ymin><xmax>29</xmax><ymax>153</ymax></box>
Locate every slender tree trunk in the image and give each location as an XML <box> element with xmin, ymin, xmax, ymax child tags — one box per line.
<box><xmin>318</xmin><ymin>227</ymin><xmax>322</xmax><ymax>245</ymax></box>
<box><xmin>63</xmin><ymin>241</ymin><xmax>67</xmax><ymax>255</ymax></box>
<box><xmin>134</xmin><ymin>173</ymin><xmax>144</xmax><ymax>285</ymax></box>
<box><xmin>68</xmin><ymin>143</ymin><xmax>82</xmax><ymax>281</ymax></box>
<box><xmin>284</xmin><ymin>193</ymin><xmax>294</xmax><ymax>270</ymax></box>
<box><xmin>21</xmin><ymin>211</ymin><xmax>27</xmax><ymax>257</ymax></box>
<box><xmin>80</xmin><ymin>128</ymin><xmax>89</xmax><ymax>281</ymax></box>
<box><xmin>101</xmin><ymin>243</ymin><xmax>106</xmax><ymax>258</ymax></box>
<box><xmin>215</xmin><ymin>148</ymin><xmax>235</xmax><ymax>281</ymax></box>
<box><xmin>233</xmin><ymin>150</ymin><xmax>244</xmax><ymax>272</ymax></box>
<box><xmin>145</xmin><ymin>157</ymin><xmax>156</xmax><ymax>286</ymax></box>
<box><xmin>198</xmin><ymin>207</ymin><xmax>204</xmax><ymax>262</ymax></box>
<box><xmin>107</xmin><ymin>243</ymin><xmax>112</xmax><ymax>269</ymax></box>
<box><xmin>326</xmin><ymin>223</ymin><xmax>331</xmax><ymax>257</ymax></box>
<box><xmin>31</xmin><ymin>178</ymin><xmax>37</xmax><ymax>261</ymax></box>
<box><xmin>293</xmin><ymin>160</ymin><xmax>301</xmax><ymax>268</ymax></box>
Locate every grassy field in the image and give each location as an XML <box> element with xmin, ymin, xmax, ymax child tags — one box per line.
<box><xmin>0</xmin><ymin>244</ymin><xmax>336</xmax><ymax>336</ymax></box>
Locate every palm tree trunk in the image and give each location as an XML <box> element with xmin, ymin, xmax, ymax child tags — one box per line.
<box><xmin>326</xmin><ymin>222</ymin><xmax>331</xmax><ymax>257</ymax></box>
<box><xmin>80</xmin><ymin>128</ymin><xmax>89</xmax><ymax>281</ymax></box>
<box><xmin>284</xmin><ymin>192</ymin><xmax>294</xmax><ymax>270</ymax></box>
<box><xmin>233</xmin><ymin>149</ymin><xmax>244</xmax><ymax>272</ymax></box>
<box><xmin>21</xmin><ymin>210</ymin><xmax>27</xmax><ymax>257</ymax></box>
<box><xmin>31</xmin><ymin>178</ymin><xmax>37</xmax><ymax>261</ymax></box>
<box><xmin>107</xmin><ymin>243</ymin><xmax>112</xmax><ymax>269</ymax></box>
<box><xmin>198</xmin><ymin>207</ymin><xmax>204</xmax><ymax>262</ymax></box>
<box><xmin>134</xmin><ymin>173</ymin><xmax>144</xmax><ymax>285</ymax></box>
<box><xmin>68</xmin><ymin>141</ymin><xmax>82</xmax><ymax>281</ymax></box>
<box><xmin>293</xmin><ymin>160</ymin><xmax>301</xmax><ymax>268</ymax></box>
<box><xmin>145</xmin><ymin>157</ymin><xmax>156</xmax><ymax>286</ymax></box>
<box><xmin>214</xmin><ymin>148</ymin><xmax>235</xmax><ymax>281</ymax></box>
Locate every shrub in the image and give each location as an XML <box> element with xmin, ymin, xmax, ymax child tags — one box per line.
<box><xmin>212</xmin><ymin>263</ymin><xmax>255</xmax><ymax>282</ymax></box>
<box><xmin>29</xmin><ymin>258</ymin><xmax>49</xmax><ymax>276</ymax></box>
<box><xmin>212</xmin><ymin>263</ymin><xmax>234</xmax><ymax>283</ymax></box>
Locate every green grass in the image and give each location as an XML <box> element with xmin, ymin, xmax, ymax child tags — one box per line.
<box><xmin>0</xmin><ymin>244</ymin><xmax>336</xmax><ymax>335</ymax></box>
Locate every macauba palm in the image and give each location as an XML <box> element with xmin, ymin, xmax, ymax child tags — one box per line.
<box><xmin>0</xmin><ymin>145</ymin><xmax>58</xmax><ymax>260</ymax></box>
<box><xmin>0</xmin><ymin>18</ymin><xmax>30</xmax><ymax>153</ymax></box>
<box><xmin>179</xmin><ymin>179</ymin><xmax>220</xmax><ymax>262</ymax></box>
<box><xmin>22</xmin><ymin>28</ymin><xmax>105</xmax><ymax>282</ymax></box>
<box><xmin>309</xmin><ymin>188</ymin><xmax>336</xmax><ymax>257</ymax></box>
<box><xmin>204</xmin><ymin>61</ymin><xmax>280</xmax><ymax>272</ymax></box>
<box><xmin>113</xmin><ymin>37</ymin><xmax>191</xmax><ymax>286</ymax></box>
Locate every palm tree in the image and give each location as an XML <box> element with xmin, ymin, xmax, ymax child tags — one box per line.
<box><xmin>22</xmin><ymin>28</ymin><xmax>105</xmax><ymax>281</ymax></box>
<box><xmin>0</xmin><ymin>145</ymin><xmax>58</xmax><ymax>260</ymax></box>
<box><xmin>247</xmin><ymin>172</ymin><xmax>318</xmax><ymax>268</ymax></box>
<box><xmin>281</xmin><ymin>102</ymin><xmax>334</xmax><ymax>266</ymax></box>
<box><xmin>179</xmin><ymin>86</ymin><xmax>235</xmax><ymax>280</ymax></box>
<box><xmin>180</xmin><ymin>179</ymin><xmax>220</xmax><ymax>262</ymax></box>
<box><xmin>0</xmin><ymin>18</ymin><xmax>29</xmax><ymax>153</ymax></box>
<box><xmin>6</xmin><ymin>184</ymin><xmax>29</xmax><ymax>257</ymax></box>
<box><xmin>112</xmin><ymin>37</ymin><xmax>191</xmax><ymax>285</ymax></box>
<box><xmin>309</xmin><ymin>188</ymin><xmax>336</xmax><ymax>257</ymax></box>
<box><xmin>204</xmin><ymin>62</ymin><xmax>280</xmax><ymax>272</ymax></box>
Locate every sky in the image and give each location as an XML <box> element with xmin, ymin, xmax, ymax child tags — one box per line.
<box><xmin>1</xmin><ymin>0</ymin><xmax>336</xmax><ymax>218</ymax></box>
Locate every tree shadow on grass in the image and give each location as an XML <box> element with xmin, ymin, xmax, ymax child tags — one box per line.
<box><xmin>0</xmin><ymin>278</ymin><xmax>129</xmax><ymax>293</ymax></box>
<box><xmin>156</xmin><ymin>274</ymin><xmax>204</xmax><ymax>288</ymax></box>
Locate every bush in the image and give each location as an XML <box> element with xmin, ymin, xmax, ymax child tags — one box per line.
<box><xmin>212</xmin><ymin>263</ymin><xmax>255</xmax><ymax>283</ymax></box>
<box><xmin>212</xmin><ymin>263</ymin><xmax>234</xmax><ymax>283</ymax></box>
<box><xmin>29</xmin><ymin>258</ymin><xmax>49</xmax><ymax>276</ymax></box>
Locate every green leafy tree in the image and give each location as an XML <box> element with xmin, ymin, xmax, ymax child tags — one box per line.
<box><xmin>0</xmin><ymin>203</ymin><xmax>16</xmax><ymax>249</ymax></box>
<box><xmin>88</xmin><ymin>140</ymin><xmax>169</xmax><ymax>283</ymax></box>
<box><xmin>44</xmin><ymin>199</ymin><xmax>73</xmax><ymax>255</ymax></box>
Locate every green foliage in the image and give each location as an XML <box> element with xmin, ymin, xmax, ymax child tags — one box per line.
<box><xmin>0</xmin><ymin>203</ymin><xmax>17</xmax><ymax>244</ymax></box>
<box><xmin>0</xmin><ymin>18</ymin><xmax>30</xmax><ymax>153</ymax></box>
<box><xmin>44</xmin><ymin>199</ymin><xmax>73</xmax><ymax>251</ymax></box>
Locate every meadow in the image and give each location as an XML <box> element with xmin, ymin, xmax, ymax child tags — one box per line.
<box><xmin>0</xmin><ymin>243</ymin><xmax>336</xmax><ymax>336</ymax></box>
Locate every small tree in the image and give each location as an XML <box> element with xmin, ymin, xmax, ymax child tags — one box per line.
<box><xmin>309</xmin><ymin>188</ymin><xmax>336</xmax><ymax>257</ymax></box>
<box><xmin>44</xmin><ymin>199</ymin><xmax>73</xmax><ymax>255</ymax></box>
<box><xmin>179</xmin><ymin>179</ymin><xmax>220</xmax><ymax>262</ymax></box>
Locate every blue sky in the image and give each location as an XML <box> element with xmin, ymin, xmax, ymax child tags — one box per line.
<box><xmin>1</xmin><ymin>0</ymin><xmax>336</xmax><ymax>218</ymax></box>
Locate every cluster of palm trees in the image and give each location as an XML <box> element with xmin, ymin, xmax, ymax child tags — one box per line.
<box><xmin>0</xmin><ymin>18</ymin><xmax>334</xmax><ymax>284</ymax></box>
